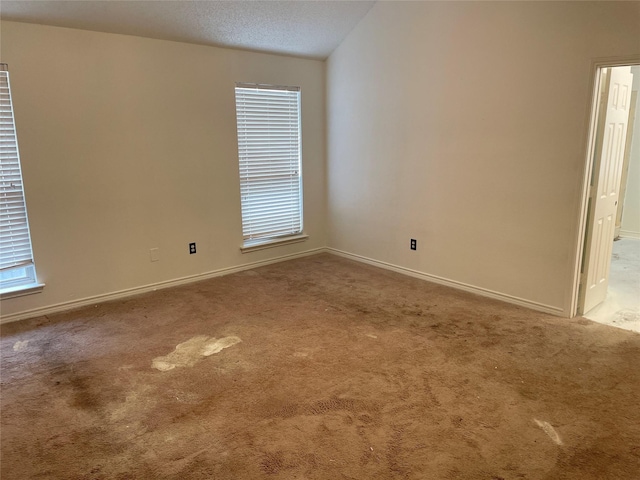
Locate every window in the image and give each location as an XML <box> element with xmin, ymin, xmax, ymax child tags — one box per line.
<box><xmin>234</xmin><ymin>83</ymin><xmax>304</xmax><ymax>250</ymax></box>
<box><xmin>0</xmin><ymin>64</ymin><xmax>40</xmax><ymax>297</ymax></box>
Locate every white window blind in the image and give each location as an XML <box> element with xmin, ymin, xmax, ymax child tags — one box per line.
<box><xmin>235</xmin><ymin>84</ymin><xmax>302</xmax><ymax>246</ymax></box>
<box><xmin>0</xmin><ymin>65</ymin><xmax>37</xmax><ymax>288</ymax></box>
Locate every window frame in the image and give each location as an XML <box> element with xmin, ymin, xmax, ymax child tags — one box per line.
<box><xmin>0</xmin><ymin>64</ymin><xmax>43</xmax><ymax>299</ymax></box>
<box><xmin>234</xmin><ymin>83</ymin><xmax>306</xmax><ymax>252</ymax></box>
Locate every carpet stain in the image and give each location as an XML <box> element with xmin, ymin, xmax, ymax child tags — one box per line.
<box><xmin>12</xmin><ymin>340</ymin><xmax>29</xmax><ymax>351</ymax></box>
<box><xmin>534</xmin><ymin>419</ymin><xmax>563</xmax><ymax>445</ymax></box>
<box><xmin>151</xmin><ymin>335</ymin><xmax>241</xmax><ymax>371</ymax></box>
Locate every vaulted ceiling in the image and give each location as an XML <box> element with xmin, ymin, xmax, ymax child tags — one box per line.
<box><xmin>0</xmin><ymin>0</ymin><xmax>376</xmax><ymax>59</ymax></box>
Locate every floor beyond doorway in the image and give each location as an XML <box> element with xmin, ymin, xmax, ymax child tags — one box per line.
<box><xmin>583</xmin><ymin>237</ymin><xmax>640</xmax><ymax>333</ymax></box>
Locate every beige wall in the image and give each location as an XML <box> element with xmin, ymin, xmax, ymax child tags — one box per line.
<box><xmin>0</xmin><ymin>21</ymin><xmax>326</xmax><ymax>318</ymax></box>
<box><xmin>3</xmin><ymin>2</ymin><xmax>639</xmax><ymax>321</ymax></box>
<box><xmin>621</xmin><ymin>66</ymin><xmax>640</xmax><ymax>237</ymax></box>
<box><xmin>327</xmin><ymin>1</ymin><xmax>640</xmax><ymax>315</ymax></box>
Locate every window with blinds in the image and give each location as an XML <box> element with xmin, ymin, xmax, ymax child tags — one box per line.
<box><xmin>234</xmin><ymin>83</ymin><xmax>303</xmax><ymax>248</ymax></box>
<box><xmin>0</xmin><ymin>65</ymin><xmax>39</xmax><ymax>294</ymax></box>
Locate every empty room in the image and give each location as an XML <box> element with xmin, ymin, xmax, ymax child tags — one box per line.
<box><xmin>1</xmin><ymin>1</ymin><xmax>639</xmax><ymax>479</ymax></box>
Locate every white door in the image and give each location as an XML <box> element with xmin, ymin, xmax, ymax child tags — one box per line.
<box><xmin>581</xmin><ymin>66</ymin><xmax>634</xmax><ymax>314</ymax></box>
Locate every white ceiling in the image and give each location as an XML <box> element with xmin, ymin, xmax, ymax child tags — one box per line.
<box><xmin>0</xmin><ymin>0</ymin><xmax>376</xmax><ymax>59</ymax></box>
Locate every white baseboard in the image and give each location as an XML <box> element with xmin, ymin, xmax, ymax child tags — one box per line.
<box><xmin>0</xmin><ymin>248</ymin><xmax>327</xmax><ymax>325</ymax></box>
<box><xmin>326</xmin><ymin>248</ymin><xmax>565</xmax><ymax>316</ymax></box>
<box><xmin>619</xmin><ymin>230</ymin><xmax>640</xmax><ymax>240</ymax></box>
<box><xmin>1</xmin><ymin>246</ymin><xmax>567</xmax><ymax>324</ymax></box>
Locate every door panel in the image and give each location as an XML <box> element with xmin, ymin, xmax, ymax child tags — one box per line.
<box><xmin>581</xmin><ymin>66</ymin><xmax>634</xmax><ymax>314</ymax></box>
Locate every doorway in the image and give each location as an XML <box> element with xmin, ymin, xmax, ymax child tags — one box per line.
<box><xmin>575</xmin><ymin>62</ymin><xmax>640</xmax><ymax>332</ymax></box>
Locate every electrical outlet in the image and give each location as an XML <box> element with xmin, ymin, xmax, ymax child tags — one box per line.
<box><xmin>410</xmin><ymin>239</ymin><xmax>417</xmax><ymax>251</ymax></box>
<box><xmin>150</xmin><ymin>248</ymin><xmax>159</xmax><ymax>262</ymax></box>
<box><xmin>189</xmin><ymin>242</ymin><xmax>196</xmax><ymax>254</ymax></box>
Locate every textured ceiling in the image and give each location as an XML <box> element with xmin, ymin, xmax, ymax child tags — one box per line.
<box><xmin>0</xmin><ymin>0</ymin><xmax>376</xmax><ymax>59</ymax></box>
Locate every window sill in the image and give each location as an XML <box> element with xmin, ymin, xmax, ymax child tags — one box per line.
<box><xmin>0</xmin><ymin>282</ymin><xmax>45</xmax><ymax>300</ymax></box>
<box><xmin>241</xmin><ymin>234</ymin><xmax>309</xmax><ymax>253</ymax></box>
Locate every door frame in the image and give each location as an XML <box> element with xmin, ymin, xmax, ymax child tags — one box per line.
<box><xmin>570</xmin><ymin>55</ymin><xmax>640</xmax><ymax>317</ymax></box>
